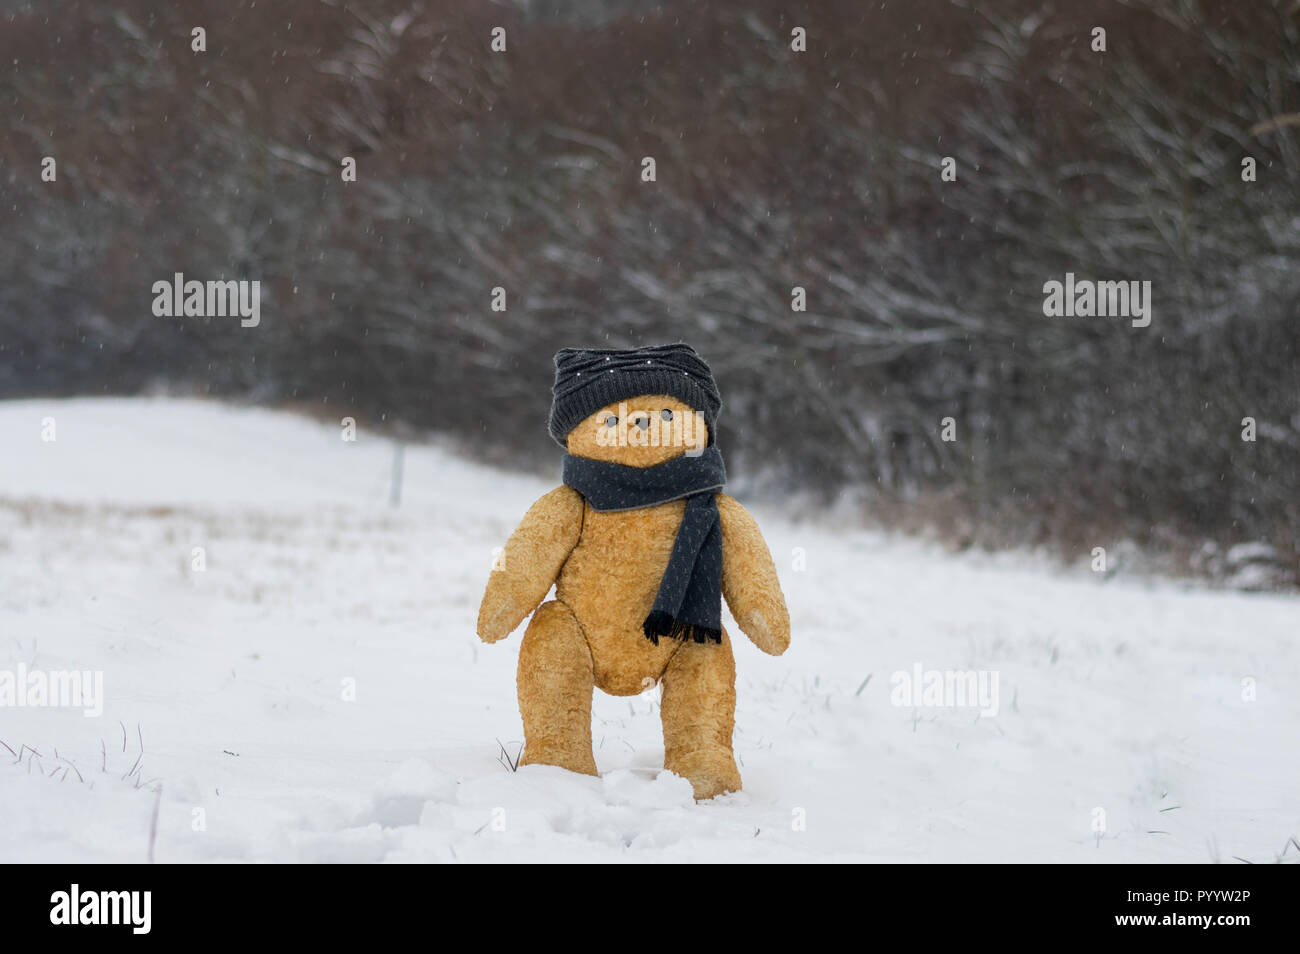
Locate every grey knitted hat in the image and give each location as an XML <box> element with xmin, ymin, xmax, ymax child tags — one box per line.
<box><xmin>548</xmin><ymin>343</ymin><xmax>722</xmax><ymax>446</ymax></box>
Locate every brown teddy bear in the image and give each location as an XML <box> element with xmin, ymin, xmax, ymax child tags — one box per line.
<box><xmin>476</xmin><ymin>343</ymin><xmax>790</xmax><ymax>800</ymax></box>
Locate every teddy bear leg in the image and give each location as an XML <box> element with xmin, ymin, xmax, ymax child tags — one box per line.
<box><xmin>517</xmin><ymin>600</ymin><xmax>599</xmax><ymax>777</ymax></box>
<box><xmin>660</xmin><ymin>629</ymin><xmax>741</xmax><ymax>800</ymax></box>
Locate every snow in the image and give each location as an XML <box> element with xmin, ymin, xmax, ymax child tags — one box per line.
<box><xmin>1</xmin><ymin>397</ymin><xmax>1297</xmax><ymax>863</ymax></box>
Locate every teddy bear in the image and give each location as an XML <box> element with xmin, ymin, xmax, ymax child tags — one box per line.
<box><xmin>476</xmin><ymin>343</ymin><xmax>790</xmax><ymax>800</ymax></box>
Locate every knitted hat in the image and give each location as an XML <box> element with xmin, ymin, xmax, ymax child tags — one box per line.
<box><xmin>548</xmin><ymin>343</ymin><xmax>722</xmax><ymax>446</ymax></box>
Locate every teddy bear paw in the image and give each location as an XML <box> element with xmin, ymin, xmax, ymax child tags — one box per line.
<box><xmin>666</xmin><ymin>749</ymin><xmax>742</xmax><ymax>801</ymax></box>
<box><xmin>520</xmin><ymin>744</ymin><xmax>598</xmax><ymax>777</ymax></box>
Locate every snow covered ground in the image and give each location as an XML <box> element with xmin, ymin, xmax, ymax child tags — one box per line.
<box><xmin>1</xmin><ymin>398</ymin><xmax>1296</xmax><ymax>863</ymax></box>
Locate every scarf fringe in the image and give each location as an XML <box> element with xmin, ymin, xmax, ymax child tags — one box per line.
<box><xmin>643</xmin><ymin>610</ymin><xmax>722</xmax><ymax>646</ymax></box>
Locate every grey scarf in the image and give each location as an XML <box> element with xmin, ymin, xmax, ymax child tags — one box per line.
<box><xmin>561</xmin><ymin>447</ymin><xmax>726</xmax><ymax>645</ymax></box>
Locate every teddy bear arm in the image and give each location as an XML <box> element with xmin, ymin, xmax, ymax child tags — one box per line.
<box><xmin>476</xmin><ymin>486</ymin><xmax>584</xmax><ymax>644</ymax></box>
<box><xmin>717</xmin><ymin>494</ymin><xmax>791</xmax><ymax>656</ymax></box>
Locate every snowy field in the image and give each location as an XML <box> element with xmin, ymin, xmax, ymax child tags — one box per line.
<box><xmin>1</xmin><ymin>398</ymin><xmax>1296</xmax><ymax>863</ymax></box>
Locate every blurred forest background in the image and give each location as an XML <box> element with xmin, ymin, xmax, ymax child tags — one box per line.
<box><xmin>1</xmin><ymin>0</ymin><xmax>1297</xmax><ymax>584</ymax></box>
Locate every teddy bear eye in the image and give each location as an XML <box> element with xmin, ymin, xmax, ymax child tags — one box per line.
<box><xmin>604</xmin><ymin>415</ymin><xmax>618</xmax><ymax>427</ymax></box>
<box><xmin>660</xmin><ymin>409</ymin><xmax>673</xmax><ymax>422</ymax></box>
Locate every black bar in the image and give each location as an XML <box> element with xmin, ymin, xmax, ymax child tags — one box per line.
<box><xmin>12</xmin><ymin>864</ymin><xmax>1282</xmax><ymax>940</ymax></box>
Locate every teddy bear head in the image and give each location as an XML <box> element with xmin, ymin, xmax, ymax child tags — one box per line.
<box><xmin>548</xmin><ymin>344</ymin><xmax>722</xmax><ymax>468</ymax></box>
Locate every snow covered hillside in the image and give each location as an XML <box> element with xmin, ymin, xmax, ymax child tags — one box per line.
<box><xmin>1</xmin><ymin>398</ymin><xmax>1296</xmax><ymax>863</ymax></box>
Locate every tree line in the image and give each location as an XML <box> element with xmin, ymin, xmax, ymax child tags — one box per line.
<box><xmin>1</xmin><ymin>0</ymin><xmax>1296</xmax><ymax>582</ymax></box>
